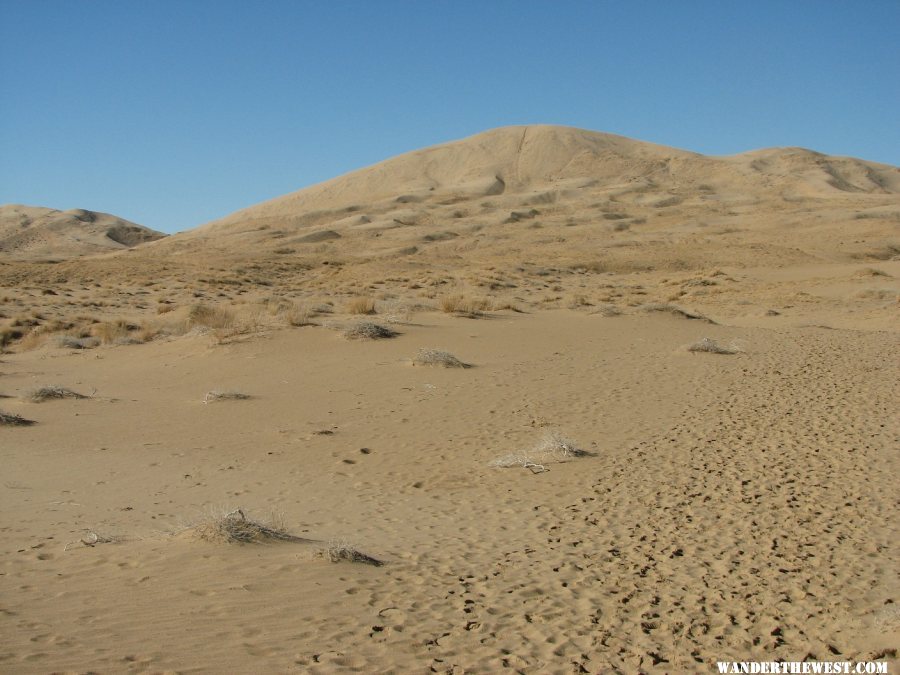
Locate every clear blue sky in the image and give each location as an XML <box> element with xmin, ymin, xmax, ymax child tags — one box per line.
<box><xmin>1</xmin><ymin>1</ymin><xmax>898</xmax><ymax>234</ymax></box>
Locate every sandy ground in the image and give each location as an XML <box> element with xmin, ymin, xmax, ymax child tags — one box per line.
<box><xmin>1</xmin><ymin>125</ymin><xmax>898</xmax><ymax>672</ymax></box>
<box><xmin>1</xmin><ymin>309</ymin><xmax>897</xmax><ymax>673</ymax></box>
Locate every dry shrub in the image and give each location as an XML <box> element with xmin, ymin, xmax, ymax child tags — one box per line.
<box><xmin>490</xmin><ymin>429</ymin><xmax>588</xmax><ymax>472</ymax></box>
<box><xmin>284</xmin><ymin>301</ymin><xmax>316</xmax><ymax>327</ymax></box>
<box><xmin>185</xmin><ymin>508</ymin><xmax>307</xmax><ymax>544</ymax></box>
<box><xmin>187</xmin><ymin>303</ymin><xmax>236</xmax><ymax>330</ymax></box>
<box><xmin>0</xmin><ymin>410</ymin><xmax>36</xmax><ymax>426</ymax></box>
<box><xmin>591</xmin><ymin>303</ymin><xmax>622</xmax><ymax>317</ymax></box>
<box><xmin>27</xmin><ymin>385</ymin><xmax>89</xmax><ymax>402</ymax></box>
<box><xmin>203</xmin><ymin>390</ymin><xmax>251</xmax><ymax>403</ymax></box>
<box><xmin>342</xmin><ymin>321</ymin><xmax>398</xmax><ymax>340</ymax></box>
<box><xmin>346</xmin><ymin>297</ymin><xmax>376</xmax><ymax>315</ymax></box>
<box><xmin>639</xmin><ymin>303</ymin><xmax>715</xmax><ymax>323</ymax></box>
<box><xmin>54</xmin><ymin>334</ymin><xmax>100</xmax><ymax>349</ymax></box>
<box><xmin>440</xmin><ymin>294</ymin><xmax>490</xmax><ymax>317</ymax></box>
<box><xmin>412</xmin><ymin>348</ymin><xmax>470</xmax><ymax>368</ymax></box>
<box><xmin>318</xmin><ymin>540</ymin><xmax>384</xmax><ymax>567</ymax></box>
<box><xmin>568</xmin><ymin>294</ymin><xmax>591</xmax><ymax>308</ymax></box>
<box><xmin>688</xmin><ymin>337</ymin><xmax>741</xmax><ymax>355</ymax></box>
<box><xmin>92</xmin><ymin>319</ymin><xmax>139</xmax><ymax>344</ymax></box>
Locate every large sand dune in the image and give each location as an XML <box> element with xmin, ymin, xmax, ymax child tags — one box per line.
<box><xmin>0</xmin><ymin>204</ymin><xmax>166</xmax><ymax>260</ymax></box>
<box><xmin>0</xmin><ymin>126</ymin><xmax>898</xmax><ymax>672</ymax></box>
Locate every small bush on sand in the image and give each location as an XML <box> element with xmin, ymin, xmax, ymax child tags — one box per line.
<box><xmin>187</xmin><ymin>303</ymin><xmax>236</xmax><ymax>330</ymax></box>
<box><xmin>55</xmin><ymin>335</ymin><xmax>100</xmax><ymax>349</ymax></box>
<box><xmin>342</xmin><ymin>322</ymin><xmax>398</xmax><ymax>340</ymax></box>
<box><xmin>27</xmin><ymin>385</ymin><xmax>89</xmax><ymax>402</ymax></box>
<box><xmin>318</xmin><ymin>540</ymin><xmax>384</xmax><ymax>567</ymax></box>
<box><xmin>0</xmin><ymin>410</ymin><xmax>36</xmax><ymax>426</ymax></box>
<box><xmin>412</xmin><ymin>348</ymin><xmax>470</xmax><ymax>368</ymax></box>
<box><xmin>203</xmin><ymin>390</ymin><xmax>251</xmax><ymax>403</ymax></box>
<box><xmin>639</xmin><ymin>303</ymin><xmax>715</xmax><ymax>323</ymax></box>
<box><xmin>284</xmin><ymin>302</ymin><xmax>317</xmax><ymax>327</ymax></box>
<box><xmin>490</xmin><ymin>429</ymin><xmax>588</xmax><ymax>472</ymax></box>
<box><xmin>688</xmin><ymin>337</ymin><xmax>741</xmax><ymax>355</ymax></box>
<box><xmin>185</xmin><ymin>508</ymin><xmax>307</xmax><ymax>544</ymax></box>
<box><xmin>440</xmin><ymin>294</ymin><xmax>490</xmax><ymax>318</ymax></box>
<box><xmin>591</xmin><ymin>303</ymin><xmax>622</xmax><ymax>317</ymax></box>
<box><xmin>346</xmin><ymin>297</ymin><xmax>376</xmax><ymax>315</ymax></box>
<box><xmin>92</xmin><ymin>319</ymin><xmax>139</xmax><ymax>344</ymax></box>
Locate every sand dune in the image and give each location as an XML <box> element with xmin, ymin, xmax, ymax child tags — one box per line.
<box><xmin>0</xmin><ymin>204</ymin><xmax>166</xmax><ymax>260</ymax></box>
<box><xmin>0</xmin><ymin>126</ymin><xmax>898</xmax><ymax>672</ymax></box>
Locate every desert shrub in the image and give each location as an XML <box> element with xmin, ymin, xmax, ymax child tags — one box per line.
<box><xmin>92</xmin><ymin>319</ymin><xmax>139</xmax><ymax>344</ymax></box>
<box><xmin>346</xmin><ymin>297</ymin><xmax>376</xmax><ymax>315</ymax></box>
<box><xmin>187</xmin><ymin>303</ymin><xmax>236</xmax><ymax>330</ymax></box>
<box><xmin>688</xmin><ymin>337</ymin><xmax>741</xmax><ymax>355</ymax></box>
<box><xmin>639</xmin><ymin>303</ymin><xmax>714</xmax><ymax>323</ymax></box>
<box><xmin>342</xmin><ymin>322</ymin><xmax>398</xmax><ymax>340</ymax></box>
<box><xmin>284</xmin><ymin>302</ymin><xmax>316</xmax><ymax>327</ymax></box>
<box><xmin>185</xmin><ymin>508</ymin><xmax>307</xmax><ymax>544</ymax></box>
<box><xmin>27</xmin><ymin>386</ymin><xmax>89</xmax><ymax>402</ymax></box>
<box><xmin>318</xmin><ymin>540</ymin><xmax>383</xmax><ymax>566</ymax></box>
<box><xmin>591</xmin><ymin>303</ymin><xmax>622</xmax><ymax>317</ymax></box>
<box><xmin>440</xmin><ymin>294</ymin><xmax>490</xmax><ymax>317</ymax></box>
<box><xmin>412</xmin><ymin>348</ymin><xmax>470</xmax><ymax>368</ymax></box>
<box><xmin>55</xmin><ymin>335</ymin><xmax>100</xmax><ymax>349</ymax></box>
<box><xmin>203</xmin><ymin>390</ymin><xmax>251</xmax><ymax>403</ymax></box>
<box><xmin>0</xmin><ymin>410</ymin><xmax>36</xmax><ymax>426</ymax></box>
<box><xmin>490</xmin><ymin>429</ymin><xmax>588</xmax><ymax>472</ymax></box>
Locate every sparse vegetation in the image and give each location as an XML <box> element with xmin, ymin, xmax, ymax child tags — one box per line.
<box><xmin>342</xmin><ymin>321</ymin><xmax>398</xmax><ymax>340</ymax></box>
<box><xmin>491</xmin><ymin>429</ymin><xmax>588</xmax><ymax>472</ymax></box>
<box><xmin>318</xmin><ymin>540</ymin><xmax>384</xmax><ymax>567</ymax></box>
<box><xmin>55</xmin><ymin>335</ymin><xmax>100</xmax><ymax>349</ymax></box>
<box><xmin>688</xmin><ymin>337</ymin><xmax>741</xmax><ymax>355</ymax></box>
<box><xmin>187</xmin><ymin>303</ymin><xmax>236</xmax><ymax>330</ymax></box>
<box><xmin>0</xmin><ymin>410</ymin><xmax>36</xmax><ymax>426</ymax></box>
<box><xmin>639</xmin><ymin>303</ymin><xmax>715</xmax><ymax>323</ymax></box>
<box><xmin>27</xmin><ymin>385</ymin><xmax>89</xmax><ymax>402</ymax></box>
<box><xmin>203</xmin><ymin>390</ymin><xmax>251</xmax><ymax>403</ymax></box>
<box><xmin>346</xmin><ymin>296</ymin><xmax>376</xmax><ymax>315</ymax></box>
<box><xmin>412</xmin><ymin>348</ymin><xmax>470</xmax><ymax>368</ymax></box>
<box><xmin>92</xmin><ymin>319</ymin><xmax>139</xmax><ymax>344</ymax></box>
<box><xmin>185</xmin><ymin>508</ymin><xmax>307</xmax><ymax>544</ymax></box>
<box><xmin>440</xmin><ymin>294</ymin><xmax>490</xmax><ymax>317</ymax></box>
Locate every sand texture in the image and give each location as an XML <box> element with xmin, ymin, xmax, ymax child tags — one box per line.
<box><xmin>1</xmin><ymin>125</ymin><xmax>898</xmax><ymax>673</ymax></box>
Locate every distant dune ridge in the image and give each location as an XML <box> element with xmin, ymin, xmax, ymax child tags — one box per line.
<box><xmin>0</xmin><ymin>204</ymin><xmax>166</xmax><ymax>259</ymax></box>
<box><xmin>180</xmin><ymin>124</ymin><xmax>900</xmax><ymax>236</ymax></box>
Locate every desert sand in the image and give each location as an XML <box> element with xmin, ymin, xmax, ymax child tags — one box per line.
<box><xmin>1</xmin><ymin>126</ymin><xmax>898</xmax><ymax>673</ymax></box>
<box><xmin>0</xmin><ymin>205</ymin><xmax>166</xmax><ymax>260</ymax></box>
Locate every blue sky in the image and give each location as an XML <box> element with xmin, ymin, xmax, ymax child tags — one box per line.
<box><xmin>1</xmin><ymin>1</ymin><xmax>898</xmax><ymax>234</ymax></box>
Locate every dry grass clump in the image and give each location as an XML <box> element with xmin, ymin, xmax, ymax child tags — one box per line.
<box><xmin>187</xmin><ymin>303</ymin><xmax>236</xmax><ymax>330</ymax></box>
<box><xmin>284</xmin><ymin>301</ymin><xmax>317</xmax><ymax>327</ymax></box>
<box><xmin>185</xmin><ymin>508</ymin><xmax>307</xmax><ymax>544</ymax></box>
<box><xmin>317</xmin><ymin>540</ymin><xmax>384</xmax><ymax>567</ymax></box>
<box><xmin>688</xmin><ymin>337</ymin><xmax>741</xmax><ymax>355</ymax></box>
<box><xmin>55</xmin><ymin>335</ymin><xmax>101</xmax><ymax>349</ymax></box>
<box><xmin>0</xmin><ymin>410</ymin><xmax>36</xmax><ymax>426</ymax></box>
<box><xmin>203</xmin><ymin>390</ymin><xmax>251</xmax><ymax>403</ymax></box>
<box><xmin>440</xmin><ymin>294</ymin><xmax>490</xmax><ymax>317</ymax></box>
<box><xmin>92</xmin><ymin>319</ymin><xmax>140</xmax><ymax>344</ymax></box>
<box><xmin>346</xmin><ymin>296</ymin><xmax>376</xmax><ymax>315</ymax></box>
<box><xmin>591</xmin><ymin>303</ymin><xmax>622</xmax><ymax>317</ymax></box>
<box><xmin>490</xmin><ymin>429</ymin><xmax>588</xmax><ymax>472</ymax></box>
<box><xmin>412</xmin><ymin>348</ymin><xmax>471</xmax><ymax>368</ymax></box>
<box><xmin>639</xmin><ymin>303</ymin><xmax>715</xmax><ymax>323</ymax></box>
<box><xmin>342</xmin><ymin>321</ymin><xmax>398</xmax><ymax>340</ymax></box>
<box><xmin>27</xmin><ymin>385</ymin><xmax>89</xmax><ymax>402</ymax></box>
